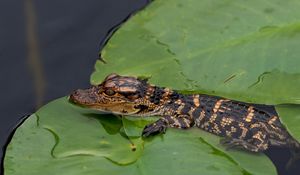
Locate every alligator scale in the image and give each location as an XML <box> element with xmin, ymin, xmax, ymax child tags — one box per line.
<box><xmin>70</xmin><ymin>73</ymin><xmax>299</xmax><ymax>153</ymax></box>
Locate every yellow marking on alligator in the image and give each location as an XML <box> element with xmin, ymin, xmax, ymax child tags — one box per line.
<box><xmin>245</xmin><ymin>106</ymin><xmax>255</xmax><ymax>122</ymax></box>
<box><xmin>268</xmin><ymin>116</ymin><xmax>278</xmax><ymax>125</ymax></box>
<box><xmin>213</xmin><ymin>99</ymin><xmax>225</xmax><ymax>113</ymax></box>
<box><xmin>193</xmin><ymin>95</ymin><xmax>200</xmax><ymax>107</ymax></box>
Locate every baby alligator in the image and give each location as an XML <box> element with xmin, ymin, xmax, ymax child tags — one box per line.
<box><xmin>70</xmin><ymin>73</ymin><xmax>300</xmax><ymax>153</ymax></box>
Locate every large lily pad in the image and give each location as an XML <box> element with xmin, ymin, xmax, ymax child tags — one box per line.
<box><xmin>91</xmin><ymin>0</ymin><xmax>300</xmax><ymax>105</ymax></box>
<box><xmin>4</xmin><ymin>98</ymin><xmax>276</xmax><ymax>175</ymax></box>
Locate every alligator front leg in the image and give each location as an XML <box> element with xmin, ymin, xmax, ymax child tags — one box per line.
<box><xmin>142</xmin><ymin>118</ymin><xmax>168</xmax><ymax>137</ymax></box>
<box><xmin>142</xmin><ymin>115</ymin><xmax>194</xmax><ymax>137</ymax></box>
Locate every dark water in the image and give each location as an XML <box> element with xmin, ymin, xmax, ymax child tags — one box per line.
<box><xmin>0</xmin><ymin>0</ymin><xmax>299</xmax><ymax>175</ymax></box>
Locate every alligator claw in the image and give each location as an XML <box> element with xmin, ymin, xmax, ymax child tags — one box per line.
<box><xmin>142</xmin><ymin>120</ymin><xmax>167</xmax><ymax>137</ymax></box>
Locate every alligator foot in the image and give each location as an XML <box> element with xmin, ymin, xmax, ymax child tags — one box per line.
<box><xmin>142</xmin><ymin>119</ymin><xmax>168</xmax><ymax>137</ymax></box>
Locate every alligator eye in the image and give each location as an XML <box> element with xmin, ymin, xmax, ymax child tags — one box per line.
<box><xmin>105</xmin><ymin>89</ymin><xmax>116</xmax><ymax>96</ymax></box>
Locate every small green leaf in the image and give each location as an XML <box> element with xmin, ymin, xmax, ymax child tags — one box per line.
<box><xmin>122</xmin><ymin>116</ymin><xmax>158</xmax><ymax>137</ymax></box>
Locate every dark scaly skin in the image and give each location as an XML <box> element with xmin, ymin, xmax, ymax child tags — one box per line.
<box><xmin>70</xmin><ymin>73</ymin><xmax>300</xmax><ymax>153</ymax></box>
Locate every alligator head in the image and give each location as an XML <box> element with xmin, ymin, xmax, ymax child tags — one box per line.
<box><xmin>69</xmin><ymin>73</ymin><xmax>159</xmax><ymax>116</ymax></box>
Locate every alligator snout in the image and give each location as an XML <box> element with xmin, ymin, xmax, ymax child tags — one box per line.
<box><xmin>69</xmin><ymin>89</ymin><xmax>98</xmax><ymax>105</ymax></box>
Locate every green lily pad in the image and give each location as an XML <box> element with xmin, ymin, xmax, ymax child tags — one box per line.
<box><xmin>91</xmin><ymin>0</ymin><xmax>300</xmax><ymax>105</ymax></box>
<box><xmin>4</xmin><ymin>98</ymin><xmax>276</xmax><ymax>175</ymax></box>
<box><xmin>276</xmin><ymin>105</ymin><xmax>300</xmax><ymax>142</ymax></box>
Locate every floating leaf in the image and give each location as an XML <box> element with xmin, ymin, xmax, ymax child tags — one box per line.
<box><xmin>4</xmin><ymin>98</ymin><xmax>276</xmax><ymax>175</ymax></box>
<box><xmin>92</xmin><ymin>0</ymin><xmax>300</xmax><ymax>105</ymax></box>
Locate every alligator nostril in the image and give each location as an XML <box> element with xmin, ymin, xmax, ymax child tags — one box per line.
<box><xmin>69</xmin><ymin>90</ymin><xmax>80</xmax><ymax>102</ymax></box>
<box><xmin>74</xmin><ymin>90</ymin><xmax>80</xmax><ymax>95</ymax></box>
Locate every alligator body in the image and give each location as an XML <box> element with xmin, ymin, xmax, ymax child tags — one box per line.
<box><xmin>70</xmin><ymin>73</ymin><xmax>299</xmax><ymax>153</ymax></box>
